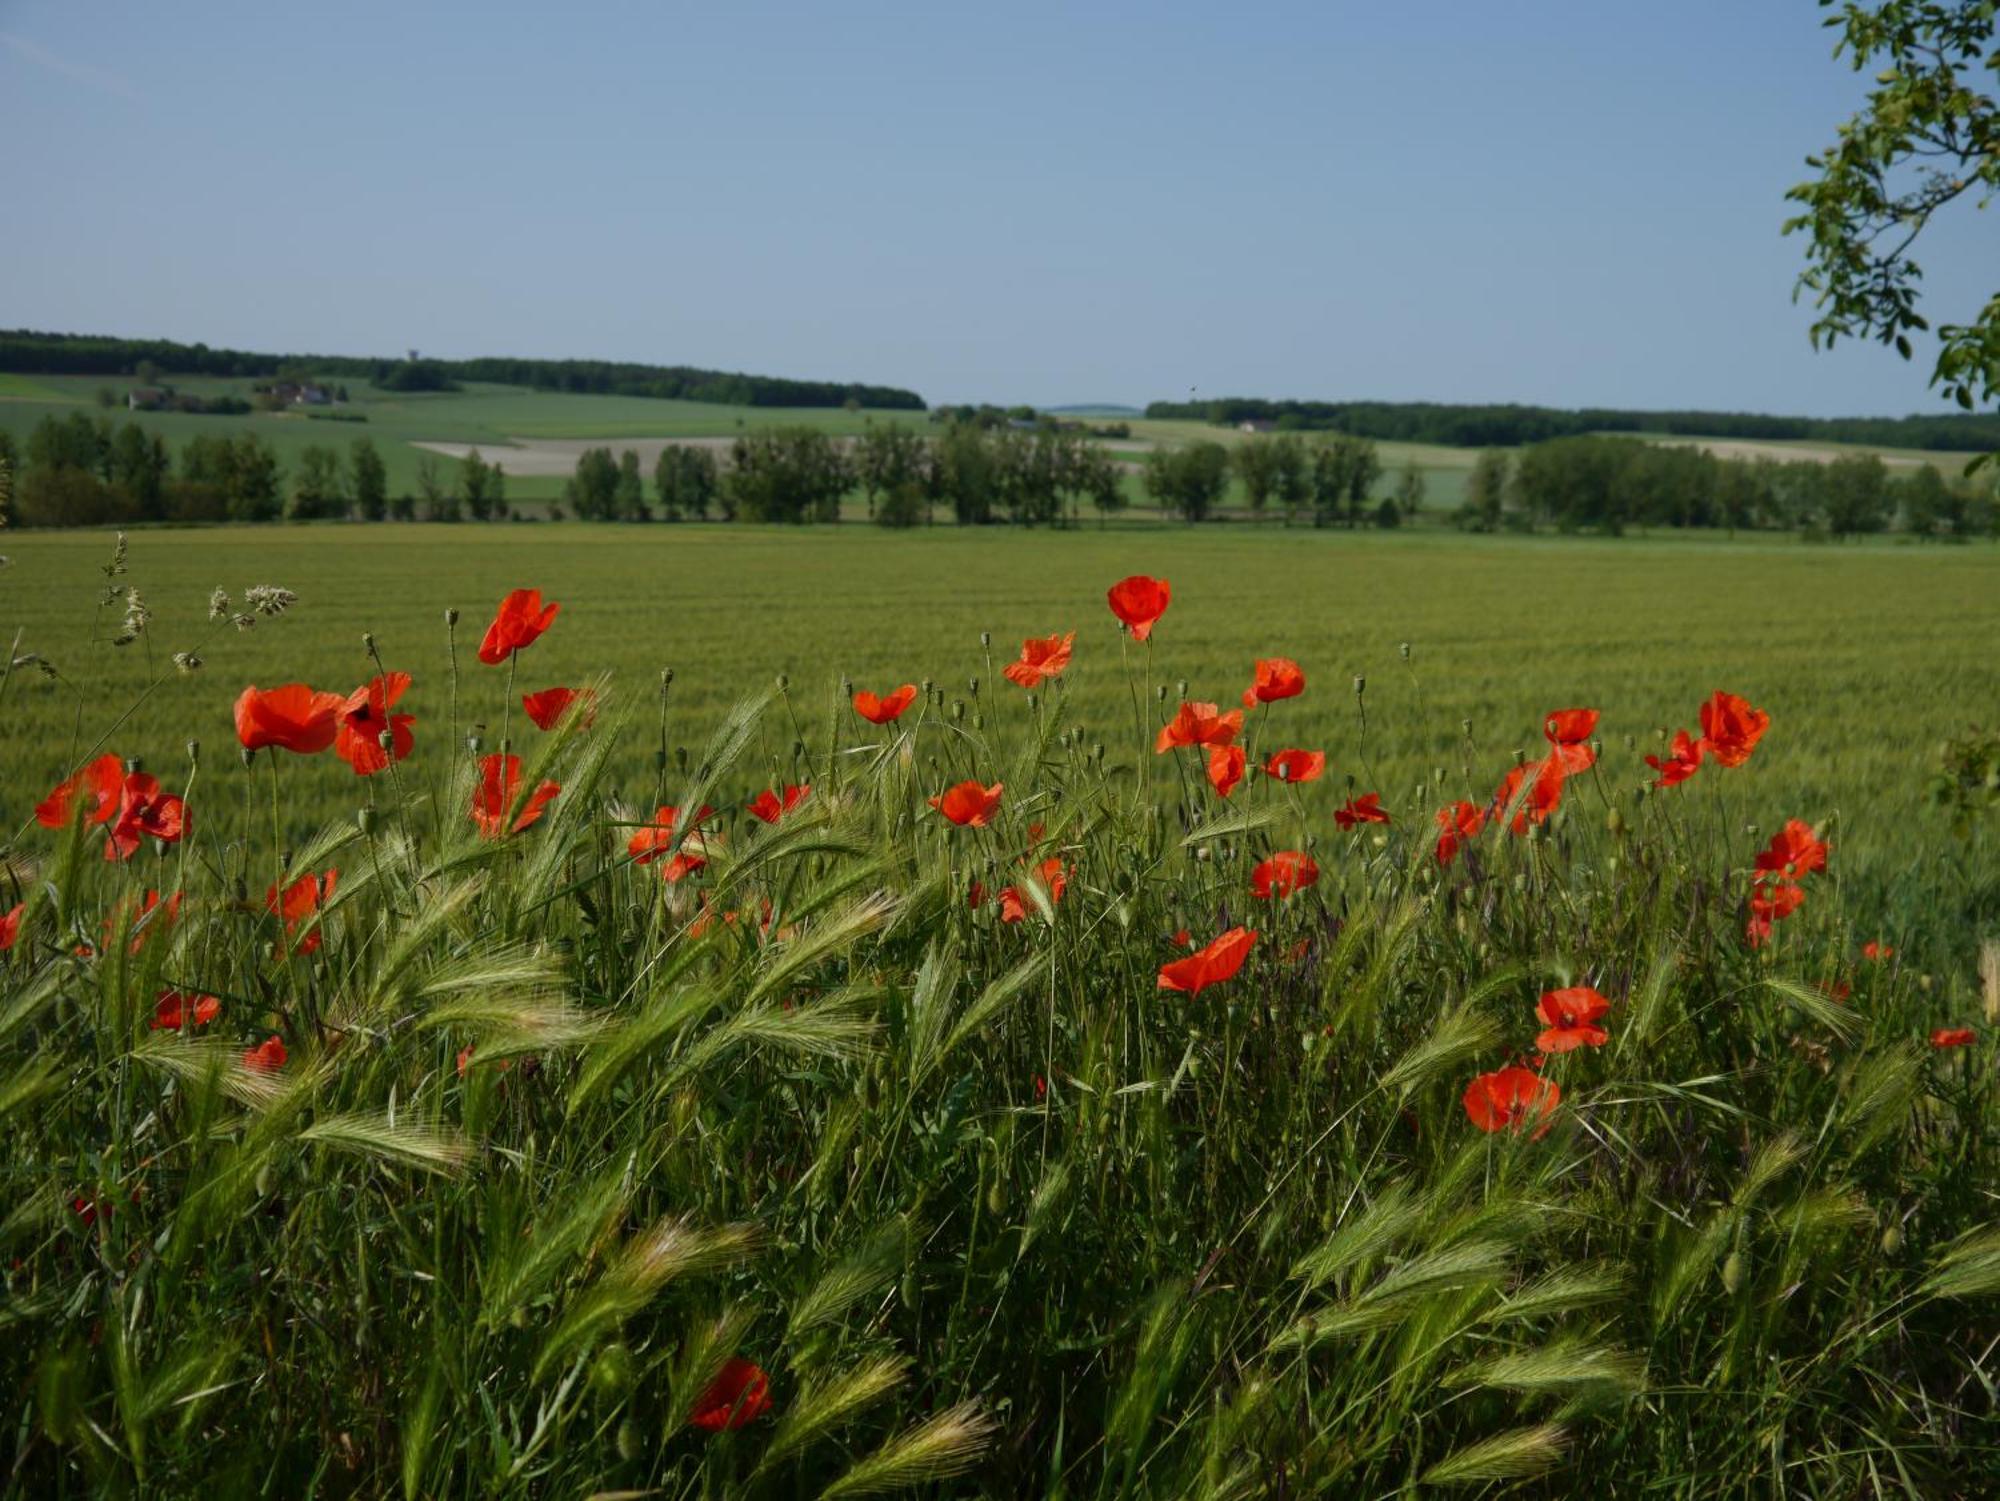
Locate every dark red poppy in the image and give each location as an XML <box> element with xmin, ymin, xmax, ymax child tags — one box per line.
<box><xmin>930</xmin><ymin>781</ymin><xmax>1004</xmax><ymax>827</ymax></box>
<box><xmin>1155</xmin><ymin>701</ymin><xmax>1243</xmax><ymax>753</ymax></box>
<box><xmin>242</xmin><ymin>1035</ymin><xmax>288</xmax><ymax>1072</ymax></box>
<box><xmin>1645</xmin><ymin>729</ymin><xmax>1705</xmax><ymax>789</ymax></box>
<box><xmin>151</xmin><ymin>988</ymin><xmax>220</xmax><ymax>1030</ymax></box>
<box><xmin>478</xmin><ymin>588</ymin><xmax>560</xmax><ymax>666</ymax></box>
<box><xmin>1334</xmin><ymin>793</ymin><xmax>1390</xmax><ymax>829</ymax></box>
<box><xmin>628</xmin><ymin>805</ymin><xmax>714</xmax><ymax>881</ymax></box>
<box><xmin>1862</xmin><ymin>940</ymin><xmax>1893</xmax><ymax>961</ymax></box>
<box><xmin>1003</xmin><ymin>632</ymin><xmax>1075</xmax><ymax>689</ymax></box>
<box><xmin>1206</xmin><ymin>743</ymin><xmax>1247</xmax><ymax>798</ymax></box>
<box><xmin>1263</xmin><ymin>748</ymin><xmax>1325</xmax><ymax>784</ymax></box>
<box><xmin>1434</xmin><ymin>800</ymin><xmax>1486</xmax><ymax>865</ymax></box>
<box><xmin>1157</xmin><ymin>926</ymin><xmax>1256</xmax><ymax>996</ymax></box>
<box><xmin>1106</xmin><ymin>575</ymin><xmax>1171</xmax><ymax>641</ymax></box>
<box><xmin>0</xmin><ymin>903</ymin><xmax>20</xmax><ymax>951</ymax></box>
<box><xmin>1463</xmin><ymin>1065</ymin><xmax>1561</xmax><ymax>1135</ymax></box>
<box><xmin>853</xmin><ymin>683</ymin><xmax>919</xmax><ymax>724</ymax></box>
<box><xmin>1250</xmin><ymin>850</ymin><xmax>1319</xmax><ymax>900</ymax></box>
<box><xmin>1755</xmin><ymin>820</ymin><xmax>1829</xmax><ymax>880</ymax></box>
<box><xmin>1745</xmin><ymin>876</ymin><xmax>1805</xmax><ymax>948</ymax></box>
<box><xmin>1242</xmin><ymin>657</ymin><xmax>1305</xmax><ymax>708</ymax></box>
<box><xmin>236</xmin><ymin>684</ymin><xmax>345</xmax><ymax>755</ymax></box>
<box><xmin>521</xmin><ymin>685</ymin><xmax>595</xmax><ymax>732</ymax></box>
<box><xmin>1698</xmin><ymin>691</ymin><xmax>1769</xmax><ymax>768</ymax></box>
<box><xmin>688</xmin><ymin>1357</ymin><xmax>771</xmax><ymax>1432</ymax></box>
<box><xmin>1930</xmin><ymin>1027</ymin><xmax>1976</xmax><ymax>1049</ymax></box>
<box><xmin>967</xmin><ymin>880</ymin><xmax>986</xmax><ymax>909</ymax></box>
<box><xmin>746</xmin><ymin>784</ymin><xmax>811</xmax><ymax>824</ymax></box>
<box><xmin>1170</xmin><ymin>927</ymin><xmax>1192</xmax><ymax>949</ymax></box>
<box><xmin>105</xmin><ymin>773</ymin><xmax>187</xmax><ymax>861</ymax></box>
<box><xmin>471</xmin><ymin>753</ymin><xmax>561</xmax><ymax>839</ymax></box>
<box><xmin>1535</xmin><ymin>986</ymin><xmax>1611</xmax><ymax>1053</ymax></box>
<box><xmin>267</xmin><ymin>869</ymin><xmax>338</xmax><ymax>955</ymax></box>
<box><xmin>998</xmin><ymin>857</ymin><xmax>1068</xmax><ymax>924</ymax></box>
<box><xmin>36</xmin><ymin>754</ymin><xmax>125</xmax><ymax>830</ymax></box>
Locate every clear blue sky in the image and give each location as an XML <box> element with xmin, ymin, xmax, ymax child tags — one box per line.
<box><xmin>3</xmin><ymin>1</ymin><xmax>1993</xmax><ymax>414</ymax></box>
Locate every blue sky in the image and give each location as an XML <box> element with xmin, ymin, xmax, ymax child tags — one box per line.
<box><xmin>2</xmin><ymin>1</ymin><xmax>1993</xmax><ymax>413</ymax></box>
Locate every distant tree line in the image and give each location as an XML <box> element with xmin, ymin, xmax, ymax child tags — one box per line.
<box><xmin>0</xmin><ymin>330</ymin><xmax>927</xmax><ymax>411</ymax></box>
<box><xmin>1144</xmin><ymin>396</ymin><xmax>2000</xmax><ymax>454</ymax></box>
<box><xmin>1455</xmin><ymin>434</ymin><xmax>1998</xmax><ymax>540</ymax></box>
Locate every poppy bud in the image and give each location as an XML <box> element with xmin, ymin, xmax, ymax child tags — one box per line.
<box><xmin>1177</xmin><ymin>680</ymin><xmax>1189</xmax><ymax>697</ymax></box>
<box><xmin>1399</xmin><ymin>642</ymin><xmax>1411</xmax><ymax>660</ymax></box>
<box><xmin>775</xmin><ymin>673</ymin><xmax>789</xmax><ymax>691</ymax></box>
<box><xmin>1194</xmin><ymin>845</ymin><xmax>1211</xmax><ymax>862</ymax></box>
<box><xmin>466</xmin><ymin>736</ymin><xmax>482</xmax><ymax>756</ymax></box>
<box><xmin>676</xmin><ymin>747</ymin><xmax>689</xmax><ymax>771</ymax></box>
<box><xmin>979</xmin><ymin>632</ymin><xmax>991</xmax><ymax>648</ymax></box>
<box><xmin>444</xmin><ymin>608</ymin><xmax>459</xmax><ymax>627</ymax></box>
<box><xmin>357</xmin><ymin>807</ymin><xmax>378</xmax><ymax>835</ymax></box>
<box><xmin>1881</xmin><ymin>1223</ymin><xmax>1903</xmax><ymax>1255</ymax></box>
<box><xmin>791</xmin><ymin>739</ymin><xmax>805</xmax><ymax>758</ymax></box>
<box><xmin>361</xmin><ymin>632</ymin><xmax>375</xmax><ymax>653</ymax></box>
<box><xmin>124</xmin><ymin>756</ymin><xmax>142</xmax><ymax>775</ymax></box>
<box><xmin>1623</xmin><ymin>734</ymin><xmax>1636</xmax><ymax>751</ymax></box>
<box><xmin>1591</xmin><ymin>739</ymin><xmax>1603</xmax><ymax>761</ymax></box>
<box><xmin>1155</xmin><ymin>685</ymin><xmax>1168</xmax><ymax>702</ymax></box>
<box><xmin>1721</xmin><ymin>1251</ymin><xmax>1745</xmax><ymax>1293</ymax></box>
<box><xmin>1353</xmin><ymin>675</ymin><xmax>1365</xmax><ymax>696</ymax></box>
<box><xmin>1606</xmin><ymin>806</ymin><xmax>1626</xmax><ymax>837</ymax></box>
<box><xmin>986</xmin><ymin>1176</ymin><xmax>1008</xmax><ymax>1216</ymax></box>
<box><xmin>590</xmin><ymin>1343</ymin><xmax>636</xmax><ymax>1399</ymax></box>
<box><xmin>1092</xmin><ymin>742</ymin><xmax>1104</xmax><ymax>762</ymax></box>
<box><xmin>839</xmin><ymin>675</ymin><xmax>851</xmax><ymax>696</ymax></box>
<box><xmin>967</xmin><ymin>676</ymin><xmax>978</xmax><ymax>696</ymax></box>
<box><xmin>920</xmin><ymin>678</ymin><xmax>933</xmax><ymax>695</ymax></box>
<box><xmin>186</xmin><ymin>739</ymin><xmax>199</xmax><ymax>765</ymax></box>
<box><xmin>240</xmin><ymin>747</ymin><xmax>256</xmax><ymax>770</ymax></box>
<box><xmin>1919</xmin><ymin>974</ymin><xmax>1933</xmax><ymax>993</ymax></box>
<box><xmin>662</xmin><ymin>668</ymin><xmax>675</xmax><ymax>689</ymax></box>
<box><xmin>952</xmin><ymin>701</ymin><xmax>965</xmax><ymax>723</ymax></box>
<box><xmin>1461</xmin><ymin>718</ymin><xmax>1473</xmax><ymax>737</ymax></box>
<box><xmin>653</xmin><ymin>749</ymin><xmax>667</xmax><ymax>770</ymax></box>
<box><xmin>615</xmin><ymin>1420</ymin><xmax>641</xmax><ymax>1463</ymax></box>
<box><xmin>973</xmin><ymin>713</ymin><xmax>985</xmax><ymax>730</ymax></box>
<box><xmin>378</xmin><ymin>730</ymin><xmax>395</xmax><ymax>751</ymax></box>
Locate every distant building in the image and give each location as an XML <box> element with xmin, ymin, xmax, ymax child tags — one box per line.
<box><xmin>1238</xmin><ymin>419</ymin><xmax>1275</xmax><ymax>434</ymax></box>
<box><xmin>127</xmin><ymin>386</ymin><xmax>170</xmax><ymax>411</ymax></box>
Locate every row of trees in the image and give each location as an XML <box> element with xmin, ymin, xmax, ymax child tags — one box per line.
<box><xmin>1458</xmin><ymin>435</ymin><xmax>1999</xmax><ymax>539</ymax></box>
<box><xmin>1143</xmin><ymin>434</ymin><xmax>1422</xmax><ymax>526</ymax></box>
<box><xmin>1144</xmin><ymin>397</ymin><xmax>2000</xmax><ymax>454</ymax></box>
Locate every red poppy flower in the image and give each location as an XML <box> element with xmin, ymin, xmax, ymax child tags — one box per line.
<box><xmin>1242</xmin><ymin>657</ymin><xmax>1305</xmax><ymax>708</ymax></box>
<box><xmin>1157</xmin><ymin>926</ymin><xmax>1257</xmax><ymax>996</ymax></box>
<box><xmin>853</xmin><ymin>683</ymin><xmax>919</xmax><ymax>724</ymax></box>
<box><xmin>1755</xmin><ymin>819</ymin><xmax>1829</xmax><ymax>880</ymax></box>
<box><xmin>35</xmin><ymin>754</ymin><xmax>125</xmax><ymax>829</ymax></box>
<box><xmin>0</xmin><ymin>903</ymin><xmax>20</xmax><ymax>951</ymax></box>
<box><xmin>1334</xmin><ymin>793</ymin><xmax>1390</xmax><ymax>829</ymax></box>
<box><xmin>1206</xmin><ymin>743</ymin><xmax>1247</xmax><ymax>798</ymax></box>
<box><xmin>629</xmin><ymin>805</ymin><xmax>715</xmax><ymax>880</ymax></box>
<box><xmin>930</xmin><ymin>780</ymin><xmax>1005</xmax><ymax>827</ymax></box>
<box><xmin>1263</xmin><ymin>748</ymin><xmax>1326</xmax><ymax>784</ymax></box>
<box><xmin>1033</xmin><ymin>1073</ymin><xmax>1047</xmax><ymax>1099</ymax></box>
<box><xmin>1434</xmin><ymin>800</ymin><xmax>1486</xmax><ymax>865</ymax></box>
<box><xmin>477</xmin><ymin>588</ymin><xmax>560</xmax><ymax>666</ymax></box>
<box><xmin>1645</xmin><ymin>729</ymin><xmax>1705</xmax><ymax>789</ymax></box>
<box><xmin>105</xmin><ymin>773</ymin><xmax>187</xmax><ymax>861</ymax></box>
<box><xmin>1930</xmin><ymin>1027</ymin><xmax>1976</xmax><ymax>1049</ymax></box>
<box><xmin>267</xmin><ymin>869</ymin><xmax>338</xmax><ymax>954</ymax></box>
<box><xmin>1463</xmin><ymin>1065</ymin><xmax>1561</xmax><ymax>1135</ymax></box>
<box><xmin>1250</xmin><ymin>850</ymin><xmax>1319</xmax><ymax>899</ymax></box>
<box><xmin>118</xmin><ymin>889</ymin><xmax>183</xmax><ymax>953</ymax></box>
<box><xmin>242</xmin><ymin>1035</ymin><xmax>288</xmax><ymax>1073</ymax></box>
<box><xmin>1534</xmin><ymin>986</ymin><xmax>1611</xmax><ymax>1053</ymax></box>
<box><xmin>746</xmin><ymin>784</ymin><xmax>811</xmax><ymax>824</ymax></box>
<box><xmin>1002</xmin><ymin>631</ymin><xmax>1075</xmax><ymax>689</ymax></box>
<box><xmin>1106</xmin><ymin>575</ymin><xmax>1171</xmax><ymax>640</ymax></box>
<box><xmin>1170</xmin><ymin>927</ymin><xmax>1192</xmax><ymax>949</ymax></box>
<box><xmin>1862</xmin><ymin>940</ymin><xmax>1894</xmax><ymax>962</ymax></box>
<box><xmin>235</xmin><ymin>684</ymin><xmax>345</xmax><ymax>755</ymax></box>
<box><xmin>1543</xmin><ymin>708</ymin><xmax>1599</xmax><ymax>754</ymax></box>
<box><xmin>967</xmin><ymin>880</ymin><xmax>986</xmax><ymax>909</ymax></box>
<box><xmin>998</xmin><ymin>857</ymin><xmax>1068</xmax><ymax>924</ymax></box>
<box><xmin>521</xmin><ymin>685</ymin><xmax>595</xmax><ymax>732</ymax></box>
<box><xmin>151</xmin><ymin>989</ymin><xmax>220</xmax><ymax>1030</ymax></box>
<box><xmin>332</xmin><ymin>673</ymin><xmax>417</xmax><ymax>775</ymax></box>
<box><xmin>1490</xmin><ymin>757</ymin><xmax>1567</xmax><ymax>835</ymax></box>
<box><xmin>688</xmin><ymin>1357</ymin><xmax>771</xmax><ymax>1432</ymax></box>
<box><xmin>471</xmin><ymin>753</ymin><xmax>561</xmax><ymax>839</ymax></box>
<box><xmin>1155</xmin><ymin>701</ymin><xmax>1243</xmax><ymax>753</ymax></box>
<box><xmin>1698</xmin><ymin>691</ymin><xmax>1769</xmax><ymax>768</ymax></box>
<box><xmin>456</xmin><ymin>1042</ymin><xmax>514</xmax><ymax>1076</ymax></box>
<box><xmin>1745</xmin><ymin>876</ymin><xmax>1805</xmax><ymax>948</ymax></box>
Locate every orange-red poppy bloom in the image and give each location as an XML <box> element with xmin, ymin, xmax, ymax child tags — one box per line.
<box><xmin>1745</xmin><ymin>876</ymin><xmax>1806</xmax><ymax>948</ymax></box>
<box><xmin>1645</xmin><ymin>729</ymin><xmax>1705</xmax><ymax>788</ymax></box>
<box><xmin>1157</xmin><ymin>926</ymin><xmax>1256</xmax><ymax>996</ymax></box>
<box><xmin>242</xmin><ymin>1035</ymin><xmax>288</xmax><ymax>1073</ymax></box>
<box><xmin>853</xmin><ymin>683</ymin><xmax>919</xmax><ymax>724</ymax></box>
<box><xmin>1463</xmin><ymin>1065</ymin><xmax>1561</xmax><ymax>1135</ymax></box>
<box><xmin>1242</xmin><ymin>657</ymin><xmax>1305</xmax><ymax>708</ymax></box>
<box><xmin>106</xmin><ymin>889</ymin><xmax>183</xmax><ymax>955</ymax></box>
<box><xmin>1490</xmin><ymin>757</ymin><xmax>1566</xmax><ymax>835</ymax></box>
<box><xmin>471</xmin><ymin>753</ymin><xmax>561</xmax><ymax>839</ymax></box>
<box><xmin>267</xmin><ymin>869</ymin><xmax>338</xmax><ymax>955</ymax></box>
<box><xmin>236</xmin><ymin>684</ymin><xmax>345</xmax><ymax>755</ymax></box>
<box><xmin>478</xmin><ymin>588</ymin><xmax>560</xmax><ymax>665</ymax></box>
<box><xmin>1263</xmin><ymin>748</ymin><xmax>1325</xmax><ymax>784</ymax></box>
<box><xmin>1250</xmin><ymin>850</ymin><xmax>1319</xmax><ymax>900</ymax></box>
<box><xmin>1106</xmin><ymin>575</ymin><xmax>1171</xmax><ymax>640</ymax></box>
<box><xmin>36</xmin><ymin>754</ymin><xmax>125</xmax><ymax>829</ymax></box>
<box><xmin>1170</xmin><ymin>927</ymin><xmax>1192</xmax><ymax>949</ymax></box>
<box><xmin>746</xmin><ymin>784</ymin><xmax>811</xmax><ymax>824</ymax></box>
<box><xmin>688</xmin><ymin>1357</ymin><xmax>771</xmax><ymax>1432</ymax></box>
<box><xmin>151</xmin><ymin>988</ymin><xmax>220</xmax><ymax>1031</ymax></box>
<box><xmin>1003</xmin><ymin>631</ymin><xmax>1075</xmax><ymax>689</ymax></box>
<box><xmin>1698</xmin><ymin>691</ymin><xmax>1769</xmax><ymax>768</ymax></box>
<box><xmin>1335</xmin><ymin>793</ymin><xmax>1390</xmax><ymax>829</ymax></box>
<box><xmin>334</xmin><ymin>673</ymin><xmax>416</xmax><ymax>775</ymax></box>
<box><xmin>629</xmin><ymin>805</ymin><xmax>714</xmax><ymax>880</ymax></box>
<box><xmin>0</xmin><ymin>902</ymin><xmax>20</xmax><ymax>951</ymax></box>
<box><xmin>930</xmin><ymin>780</ymin><xmax>1005</xmax><ymax>827</ymax></box>
<box><xmin>1206</xmin><ymin>743</ymin><xmax>1247</xmax><ymax>798</ymax></box>
<box><xmin>104</xmin><ymin>773</ymin><xmax>186</xmax><ymax>861</ymax></box>
<box><xmin>521</xmin><ymin>685</ymin><xmax>595</xmax><ymax>732</ymax></box>
<box><xmin>1155</xmin><ymin>701</ymin><xmax>1243</xmax><ymax>753</ymax></box>
<box><xmin>1930</xmin><ymin>1027</ymin><xmax>1976</xmax><ymax>1049</ymax></box>
<box><xmin>1862</xmin><ymin>940</ymin><xmax>1894</xmax><ymax>961</ymax></box>
<box><xmin>1535</xmin><ymin>986</ymin><xmax>1611</xmax><ymax>1053</ymax></box>
<box><xmin>1542</xmin><ymin>708</ymin><xmax>1599</xmax><ymax>773</ymax></box>
<box><xmin>1434</xmin><ymin>800</ymin><xmax>1486</xmax><ymax>865</ymax></box>
<box><xmin>998</xmin><ymin>856</ymin><xmax>1068</xmax><ymax>924</ymax></box>
<box><xmin>1755</xmin><ymin>820</ymin><xmax>1829</xmax><ymax>880</ymax></box>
